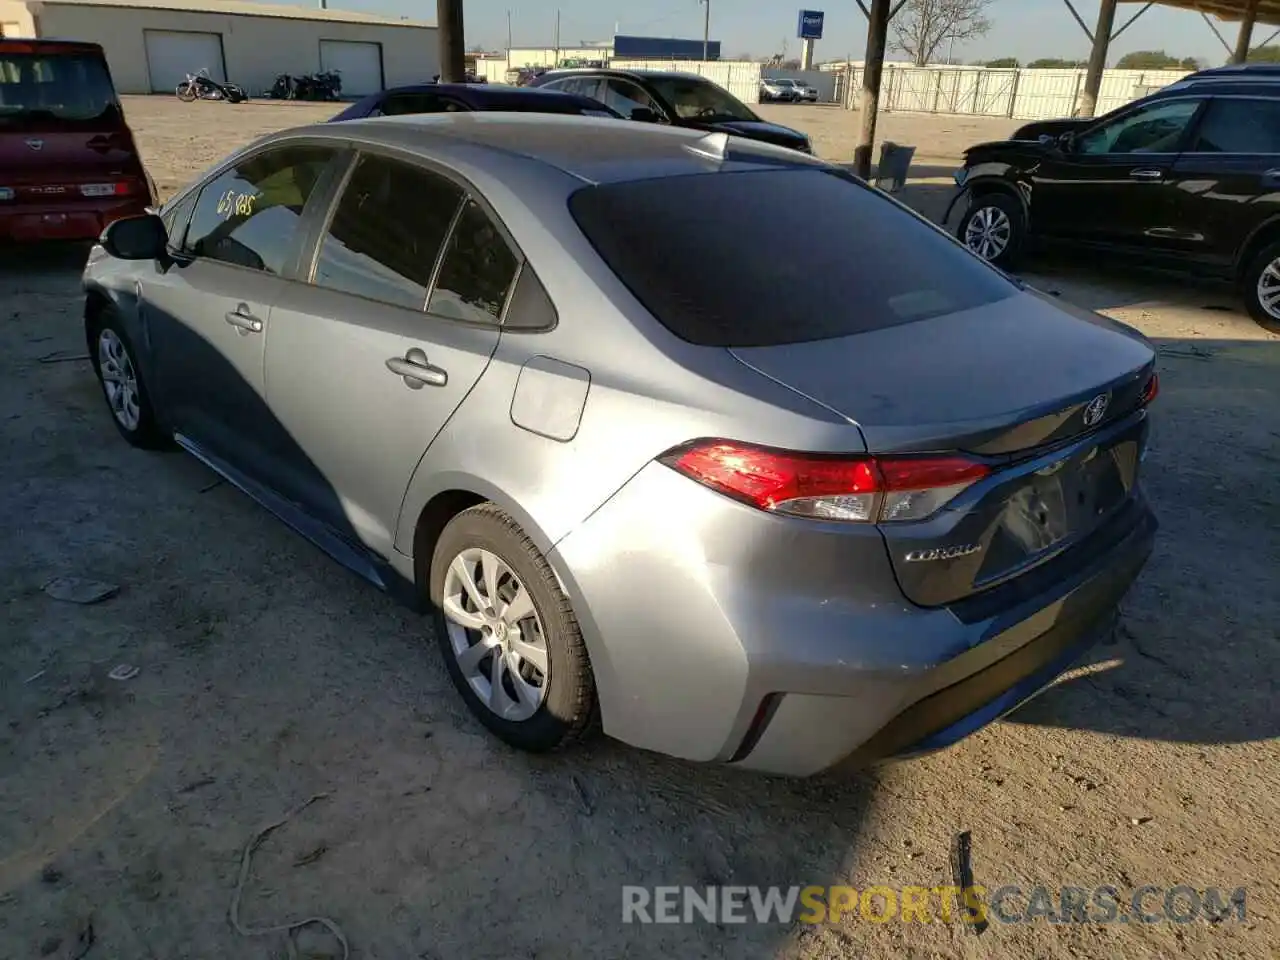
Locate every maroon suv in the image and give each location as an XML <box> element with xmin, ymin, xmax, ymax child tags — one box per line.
<box><xmin>0</xmin><ymin>39</ymin><xmax>153</xmax><ymax>242</ymax></box>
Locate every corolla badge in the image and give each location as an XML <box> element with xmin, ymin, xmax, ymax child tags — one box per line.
<box><xmin>25</xmin><ymin>138</ymin><xmax>44</xmax><ymax>151</ymax></box>
<box><xmin>904</xmin><ymin>543</ymin><xmax>983</xmax><ymax>563</ymax></box>
<box><xmin>1082</xmin><ymin>393</ymin><xmax>1110</xmax><ymax>427</ymax></box>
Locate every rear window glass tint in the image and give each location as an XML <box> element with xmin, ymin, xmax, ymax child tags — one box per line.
<box><xmin>567</xmin><ymin>168</ymin><xmax>1017</xmax><ymax>347</ymax></box>
<box><xmin>0</xmin><ymin>51</ymin><xmax>117</xmax><ymax>122</ymax></box>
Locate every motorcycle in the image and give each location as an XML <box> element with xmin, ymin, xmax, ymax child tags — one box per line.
<box><xmin>175</xmin><ymin>68</ymin><xmax>248</xmax><ymax>104</ymax></box>
<box><xmin>270</xmin><ymin>70</ymin><xmax>342</xmax><ymax>102</ymax></box>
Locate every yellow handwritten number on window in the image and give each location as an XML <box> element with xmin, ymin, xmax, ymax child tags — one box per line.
<box><xmin>216</xmin><ymin>189</ymin><xmax>257</xmax><ymax>220</ymax></box>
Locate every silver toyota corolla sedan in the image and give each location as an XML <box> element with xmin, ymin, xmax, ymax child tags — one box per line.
<box><xmin>82</xmin><ymin>113</ymin><xmax>1159</xmax><ymax>776</ymax></box>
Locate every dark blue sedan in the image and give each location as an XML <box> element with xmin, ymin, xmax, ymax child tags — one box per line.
<box><xmin>329</xmin><ymin>83</ymin><xmax>622</xmax><ymax>122</ymax></box>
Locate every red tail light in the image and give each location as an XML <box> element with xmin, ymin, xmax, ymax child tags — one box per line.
<box><xmin>1141</xmin><ymin>371</ymin><xmax>1159</xmax><ymax>406</ymax></box>
<box><xmin>660</xmin><ymin>441</ymin><xmax>990</xmax><ymax>523</ymax></box>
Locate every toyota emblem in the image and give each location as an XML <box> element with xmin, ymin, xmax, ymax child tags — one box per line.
<box><xmin>1082</xmin><ymin>393</ymin><xmax>1110</xmax><ymax>427</ymax></box>
<box><xmin>25</xmin><ymin>138</ymin><xmax>43</xmax><ymax>151</ymax></box>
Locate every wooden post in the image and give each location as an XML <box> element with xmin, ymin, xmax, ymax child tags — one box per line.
<box><xmin>436</xmin><ymin>0</ymin><xmax>465</xmax><ymax>82</ymax></box>
<box><xmin>932</xmin><ymin>69</ymin><xmax>944</xmax><ymax>113</ymax></box>
<box><xmin>1078</xmin><ymin>0</ymin><xmax>1117</xmax><ymax>118</ymax></box>
<box><xmin>853</xmin><ymin>0</ymin><xmax>891</xmax><ymax>180</ymax></box>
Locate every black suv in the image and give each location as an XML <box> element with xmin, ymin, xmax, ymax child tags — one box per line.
<box><xmin>529</xmin><ymin>68</ymin><xmax>813</xmax><ymax>153</ymax></box>
<box><xmin>948</xmin><ymin>77</ymin><xmax>1280</xmax><ymax>331</ymax></box>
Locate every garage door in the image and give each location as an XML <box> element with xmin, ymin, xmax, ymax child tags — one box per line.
<box><xmin>319</xmin><ymin>40</ymin><xmax>383</xmax><ymax>97</ymax></box>
<box><xmin>145</xmin><ymin>30</ymin><xmax>224</xmax><ymax>93</ymax></box>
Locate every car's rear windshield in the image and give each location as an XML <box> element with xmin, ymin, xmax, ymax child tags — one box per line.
<box><xmin>0</xmin><ymin>50</ymin><xmax>119</xmax><ymax>124</ymax></box>
<box><xmin>567</xmin><ymin>167</ymin><xmax>1017</xmax><ymax>347</ymax></box>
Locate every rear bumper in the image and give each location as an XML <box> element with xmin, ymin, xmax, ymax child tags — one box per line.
<box><xmin>549</xmin><ymin>462</ymin><xmax>1157</xmax><ymax>777</ymax></box>
<box><xmin>0</xmin><ymin>196</ymin><xmax>149</xmax><ymax>242</ymax></box>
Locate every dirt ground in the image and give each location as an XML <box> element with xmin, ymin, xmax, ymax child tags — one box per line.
<box><xmin>1</xmin><ymin>98</ymin><xmax>1276</xmax><ymax>960</ymax></box>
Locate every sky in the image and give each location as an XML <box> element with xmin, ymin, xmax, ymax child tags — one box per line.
<box><xmin>307</xmin><ymin>0</ymin><xmax>1266</xmax><ymax>66</ymax></box>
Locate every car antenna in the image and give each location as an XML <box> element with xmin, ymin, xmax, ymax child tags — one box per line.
<box><xmin>685</xmin><ymin>131</ymin><xmax>731</xmax><ymax>162</ymax></box>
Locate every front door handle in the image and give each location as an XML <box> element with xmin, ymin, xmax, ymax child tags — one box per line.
<box><xmin>1129</xmin><ymin>168</ymin><xmax>1165</xmax><ymax>181</ymax></box>
<box><xmin>386</xmin><ymin>348</ymin><xmax>448</xmax><ymax>389</ymax></box>
<box><xmin>224</xmin><ymin>304</ymin><xmax>263</xmax><ymax>334</ymax></box>
<box><xmin>1262</xmin><ymin>168</ymin><xmax>1280</xmax><ymax>188</ymax></box>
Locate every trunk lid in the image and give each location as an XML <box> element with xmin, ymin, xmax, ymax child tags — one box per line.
<box><xmin>730</xmin><ymin>289</ymin><xmax>1156</xmax><ymax>607</ymax></box>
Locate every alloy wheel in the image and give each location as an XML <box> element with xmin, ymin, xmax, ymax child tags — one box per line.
<box><xmin>964</xmin><ymin>205</ymin><xmax>1012</xmax><ymax>261</ymax></box>
<box><xmin>441</xmin><ymin>547</ymin><xmax>549</xmax><ymax>721</ymax></box>
<box><xmin>97</xmin><ymin>329</ymin><xmax>141</xmax><ymax>432</ymax></box>
<box><xmin>1256</xmin><ymin>257</ymin><xmax>1280</xmax><ymax>321</ymax></box>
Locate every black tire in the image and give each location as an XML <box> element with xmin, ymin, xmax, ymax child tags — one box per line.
<box><xmin>175</xmin><ymin>82</ymin><xmax>197</xmax><ymax>102</ymax></box>
<box><xmin>1241</xmin><ymin>239</ymin><xmax>1280</xmax><ymax>335</ymax></box>
<box><xmin>957</xmin><ymin>191</ymin><xmax>1025</xmax><ymax>269</ymax></box>
<box><xmin>430</xmin><ymin>504</ymin><xmax>596</xmax><ymax>753</ymax></box>
<box><xmin>87</xmin><ymin>306</ymin><xmax>169</xmax><ymax>450</ymax></box>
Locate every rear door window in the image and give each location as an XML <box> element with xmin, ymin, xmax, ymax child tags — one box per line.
<box><xmin>1189</xmin><ymin>97</ymin><xmax>1280</xmax><ymax>153</ymax></box>
<box><xmin>427</xmin><ymin>198</ymin><xmax>520</xmax><ymax>323</ymax></box>
<box><xmin>567</xmin><ymin>168</ymin><xmax>1017</xmax><ymax>347</ymax></box>
<box><xmin>312</xmin><ymin>153</ymin><xmax>464</xmax><ymax>310</ymax></box>
<box><xmin>183</xmin><ymin>145</ymin><xmax>335</xmax><ymax>275</ymax></box>
<box><xmin>0</xmin><ymin>48</ymin><xmax>118</xmax><ymax>125</ymax></box>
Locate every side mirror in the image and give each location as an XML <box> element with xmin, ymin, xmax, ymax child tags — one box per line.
<box><xmin>100</xmin><ymin>213</ymin><xmax>168</xmax><ymax>261</ymax></box>
<box><xmin>630</xmin><ymin>107</ymin><xmax>659</xmax><ymax>123</ymax></box>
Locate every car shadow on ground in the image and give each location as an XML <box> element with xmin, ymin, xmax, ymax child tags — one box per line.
<box><xmin>1000</xmin><ymin>335</ymin><xmax>1280</xmax><ymax>747</ymax></box>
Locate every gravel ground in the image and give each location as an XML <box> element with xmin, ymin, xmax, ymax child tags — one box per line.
<box><xmin>0</xmin><ymin>98</ymin><xmax>1276</xmax><ymax>960</ymax></box>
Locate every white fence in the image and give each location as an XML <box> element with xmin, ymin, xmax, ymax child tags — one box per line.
<box><xmin>836</xmin><ymin>66</ymin><xmax>1190</xmax><ymax>120</ymax></box>
<box><xmin>607</xmin><ymin>59</ymin><xmax>763</xmax><ymax>104</ymax></box>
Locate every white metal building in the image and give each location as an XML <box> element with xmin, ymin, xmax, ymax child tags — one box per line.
<box><xmin>0</xmin><ymin>0</ymin><xmax>438</xmax><ymax>97</ymax></box>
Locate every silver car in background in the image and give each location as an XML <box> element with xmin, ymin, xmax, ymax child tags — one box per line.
<box><xmin>83</xmin><ymin>114</ymin><xmax>1158</xmax><ymax>776</ymax></box>
<box><xmin>771</xmin><ymin>77</ymin><xmax>820</xmax><ymax>102</ymax></box>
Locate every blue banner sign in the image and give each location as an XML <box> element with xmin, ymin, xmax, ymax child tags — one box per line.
<box><xmin>797</xmin><ymin>10</ymin><xmax>825</xmax><ymax>40</ymax></box>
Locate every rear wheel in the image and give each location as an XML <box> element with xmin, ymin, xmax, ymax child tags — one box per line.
<box><xmin>958</xmin><ymin>192</ymin><xmax>1025</xmax><ymax>269</ymax></box>
<box><xmin>430</xmin><ymin>504</ymin><xmax>596</xmax><ymax>753</ymax></box>
<box><xmin>1242</xmin><ymin>239</ymin><xmax>1280</xmax><ymax>335</ymax></box>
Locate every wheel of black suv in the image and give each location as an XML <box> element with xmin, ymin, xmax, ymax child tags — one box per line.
<box><xmin>1242</xmin><ymin>239</ymin><xmax>1280</xmax><ymax>335</ymax></box>
<box><xmin>89</xmin><ymin>307</ymin><xmax>169</xmax><ymax>449</ymax></box>
<box><xmin>430</xmin><ymin>504</ymin><xmax>596</xmax><ymax>753</ymax></box>
<box><xmin>957</xmin><ymin>192</ymin><xmax>1025</xmax><ymax>269</ymax></box>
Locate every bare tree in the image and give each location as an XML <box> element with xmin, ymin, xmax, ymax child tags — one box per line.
<box><xmin>890</xmin><ymin>0</ymin><xmax>994</xmax><ymax>67</ymax></box>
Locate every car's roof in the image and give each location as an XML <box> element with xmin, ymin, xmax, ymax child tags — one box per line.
<box><xmin>1156</xmin><ymin>78</ymin><xmax>1280</xmax><ymax>97</ymax></box>
<box><xmin>0</xmin><ymin>38</ymin><xmax>104</xmax><ymax>51</ymax></box>
<box><xmin>538</xmin><ymin>68</ymin><xmax>712</xmax><ymax>83</ymax></box>
<box><xmin>377</xmin><ymin>82</ymin><xmax>597</xmax><ymax>102</ymax></box>
<box><xmin>284</xmin><ymin>111</ymin><xmax>828</xmax><ymax>185</ymax></box>
<box><xmin>1185</xmin><ymin>63</ymin><xmax>1280</xmax><ymax>78</ymax></box>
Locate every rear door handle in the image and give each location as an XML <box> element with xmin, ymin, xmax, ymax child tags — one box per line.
<box><xmin>224</xmin><ymin>304</ymin><xmax>263</xmax><ymax>334</ymax></box>
<box><xmin>386</xmin><ymin>348</ymin><xmax>448</xmax><ymax>389</ymax></box>
<box><xmin>1129</xmin><ymin>168</ymin><xmax>1165</xmax><ymax>181</ymax></box>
